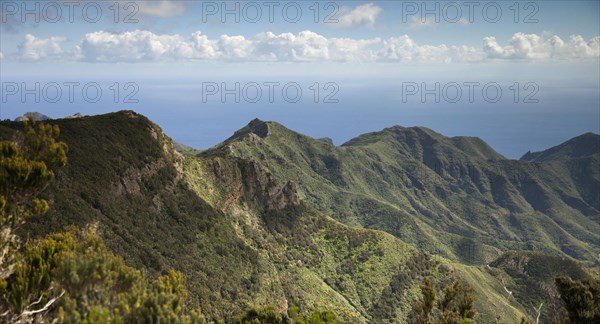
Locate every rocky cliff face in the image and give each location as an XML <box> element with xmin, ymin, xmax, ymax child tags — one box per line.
<box><xmin>238</xmin><ymin>160</ymin><xmax>300</xmax><ymax>210</ymax></box>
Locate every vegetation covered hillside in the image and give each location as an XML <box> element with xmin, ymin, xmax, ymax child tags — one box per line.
<box><xmin>520</xmin><ymin>133</ymin><xmax>600</xmax><ymax>162</ymax></box>
<box><xmin>1</xmin><ymin>111</ymin><xmax>597</xmax><ymax>323</ymax></box>
<box><xmin>201</xmin><ymin>119</ymin><xmax>600</xmax><ymax>265</ymax></box>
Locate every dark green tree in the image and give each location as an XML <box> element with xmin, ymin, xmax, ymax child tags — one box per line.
<box><xmin>2</xmin><ymin>226</ymin><xmax>205</xmax><ymax>322</ymax></box>
<box><xmin>413</xmin><ymin>277</ymin><xmax>436</xmax><ymax>324</ymax></box>
<box><xmin>0</xmin><ymin>118</ymin><xmax>67</xmax><ymax>280</ymax></box>
<box><xmin>236</xmin><ymin>305</ymin><xmax>291</xmax><ymax>324</ymax></box>
<box><xmin>412</xmin><ymin>277</ymin><xmax>476</xmax><ymax>324</ymax></box>
<box><xmin>237</xmin><ymin>305</ymin><xmax>338</xmax><ymax>324</ymax></box>
<box><xmin>555</xmin><ymin>276</ymin><xmax>600</xmax><ymax>323</ymax></box>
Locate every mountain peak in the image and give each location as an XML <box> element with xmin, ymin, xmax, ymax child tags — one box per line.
<box><xmin>341</xmin><ymin>125</ymin><xmax>442</xmax><ymax>147</ymax></box>
<box><xmin>14</xmin><ymin>112</ymin><xmax>51</xmax><ymax>122</ymax></box>
<box><xmin>341</xmin><ymin>124</ymin><xmax>505</xmax><ymax>160</ymax></box>
<box><xmin>225</xmin><ymin>118</ymin><xmax>272</xmax><ymax>142</ymax></box>
<box><xmin>520</xmin><ymin>132</ymin><xmax>600</xmax><ymax>162</ymax></box>
<box><xmin>248</xmin><ymin>118</ymin><xmax>267</xmax><ymax>127</ymax></box>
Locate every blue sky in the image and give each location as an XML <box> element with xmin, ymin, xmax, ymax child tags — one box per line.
<box><xmin>2</xmin><ymin>1</ymin><xmax>599</xmax><ymax>42</ymax></box>
<box><xmin>1</xmin><ymin>1</ymin><xmax>599</xmax><ymax>158</ymax></box>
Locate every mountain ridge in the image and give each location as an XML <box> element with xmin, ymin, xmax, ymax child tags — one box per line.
<box><xmin>217</xmin><ymin>118</ymin><xmax>600</xmax><ymax>163</ymax></box>
<box><xmin>2</xmin><ymin>110</ymin><xmax>598</xmax><ymax>323</ymax></box>
<box><xmin>520</xmin><ymin>132</ymin><xmax>600</xmax><ymax>162</ymax></box>
<box><xmin>203</xmin><ymin>116</ymin><xmax>599</xmax><ymax>264</ymax></box>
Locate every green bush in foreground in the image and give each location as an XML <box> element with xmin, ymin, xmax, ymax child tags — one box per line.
<box><xmin>0</xmin><ymin>226</ymin><xmax>204</xmax><ymax>323</ymax></box>
<box><xmin>554</xmin><ymin>276</ymin><xmax>600</xmax><ymax>324</ymax></box>
<box><xmin>0</xmin><ymin>119</ymin><xmax>202</xmax><ymax>322</ymax></box>
<box><xmin>1</xmin><ymin>118</ymin><xmax>67</xmax><ymax>281</ymax></box>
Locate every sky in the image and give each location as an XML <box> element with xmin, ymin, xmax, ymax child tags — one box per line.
<box><xmin>1</xmin><ymin>0</ymin><xmax>599</xmax><ymax>158</ymax></box>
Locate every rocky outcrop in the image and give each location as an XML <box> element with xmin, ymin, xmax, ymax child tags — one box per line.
<box><xmin>114</xmin><ymin>121</ymin><xmax>185</xmax><ymax>196</ymax></box>
<box><xmin>239</xmin><ymin>160</ymin><xmax>300</xmax><ymax>210</ymax></box>
<box><xmin>114</xmin><ymin>159</ymin><xmax>167</xmax><ymax>195</ymax></box>
<box><xmin>208</xmin><ymin>158</ymin><xmax>300</xmax><ymax>211</ymax></box>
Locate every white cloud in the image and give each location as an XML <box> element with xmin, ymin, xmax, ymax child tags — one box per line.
<box><xmin>75</xmin><ymin>30</ymin><xmax>381</xmax><ymax>63</ymax></box>
<box><xmin>12</xmin><ymin>31</ymin><xmax>600</xmax><ymax>63</ymax></box>
<box><xmin>328</xmin><ymin>37</ymin><xmax>382</xmax><ymax>62</ymax></box>
<box><xmin>135</xmin><ymin>0</ymin><xmax>186</xmax><ymax>17</ymax></box>
<box><xmin>17</xmin><ymin>34</ymin><xmax>66</xmax><ymax>61</ymax></box>
<box><xmin>483</xmin><ymin>33</ymin><xmax>600</xmax><ymax>60</ymax></box>
<box><xmin>78</xmin><ymin>30</ymin><xmax>173</xmax><ymax>61</ymax></box>
<box><xmin>217</xmin><ymin>35</ymin><xmax>253</xmax><ymax>60</ymax></box>
<box><xmin>252</xmin><ymin>31</ymin><xmax>329</xmax><ymax>62</ymax></box>
<box><xmin>378</xmin><ymin>35</ymin><xmax>483</xmax><ymax>63</ymax></box>
<box><xmin>188</xmin><ymin>32</ymin><xmax>219</xmax><ymax>59</ymax></box>
<box><xmin>251</xmin><ymin>31</ymin><xmax>379</xmax><ymax>62</ymax></box>
<box><xmin>336</xmin><ymin>3</ymin><xmax>382</xmax><ymax>28</ymax></box>
<box><xmin>77</xmin><ymin>30</ymin><xmax>220</xmax><ymax>62</ymax></box>
<box><xmin>552</xmin><ymin>35</ymin><xmax>600</xmax><ymax>59</ymax></box>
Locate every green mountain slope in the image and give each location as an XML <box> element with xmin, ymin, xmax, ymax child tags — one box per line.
<box><xmin>0</xmin><ymin>113</ymin><xmax>480</xmax><ymax>321</ymax></box>
<box><xmin>520</xmin><ymin>132</ymin><xmax>600</xmax><ymax>162</ymax></box>
<box><xmin>489</xmin><ymin>250</ymin><xmax>597</xmax><ymax>323</ymax></box>
<box><xmin>201</xmin><ymin>119</ymin><xmax>600</xmax><ymax>265</ymax></box>
<box><xmin>2</xmin><ymin>111</ymin><xmax>597</xmax><ymax>323</ymax></box>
